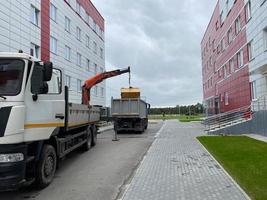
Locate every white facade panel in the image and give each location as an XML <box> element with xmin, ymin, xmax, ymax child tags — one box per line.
<box><xmin>247</xmin><ymin>0</ymin><xmax>267</xmax><ymax>99</ymax></box>
<box><xmin>0</xmin><ymin>0</ymin><xmax>105</xmax><ymax>106</ymax></box>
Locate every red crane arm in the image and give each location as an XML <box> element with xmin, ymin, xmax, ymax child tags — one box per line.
<box><xmin>82</xmin><ymin>67</ymin><xmax>130</xmax><ymax>105</ymax></box>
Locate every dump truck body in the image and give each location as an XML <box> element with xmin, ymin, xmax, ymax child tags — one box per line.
<box><xmin>111</xmin><ymin>98</ymin><xmax>149</xmax><ymax>133</ymax></box>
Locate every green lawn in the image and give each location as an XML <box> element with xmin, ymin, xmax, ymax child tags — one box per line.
<box><xmin>148</xmin><ymin>114</ymin><xmax>203</xmax><ymax>122</ymax></box>
<box><xmin>198</xmin><ymin>136</ymin><xmax>267</xmax><ymax>200</ymax></box>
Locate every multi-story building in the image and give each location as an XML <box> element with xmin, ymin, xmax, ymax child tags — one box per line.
<box><xmin>0</xmin><ymin>0</ymin><xmax>105</xmax><ymax>105</ymax></box>
<box><xmin>201</xmin><ymin>0</ymin><xmax>267</xmax><ymax>115</ymax></box>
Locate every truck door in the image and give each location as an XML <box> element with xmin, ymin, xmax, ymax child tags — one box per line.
<box><xmin>24</xmin><ymin>63</ymin><xmax>65</xmax><ymax>141</ymax></box>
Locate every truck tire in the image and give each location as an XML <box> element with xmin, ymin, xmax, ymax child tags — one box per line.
<box><xmin>81</xmin><ymin>127</ymin><xmax>92</xmax><ymax>151</ymax></box>
<box><xmin>35</xmin><ymin>144</ymin><xmax>57</xmax><ymax>189</ymax></box>
<box><xmin>91</xmin><ymin>126</ymin><xmax>97</xmax><ymax>146</ymax></box>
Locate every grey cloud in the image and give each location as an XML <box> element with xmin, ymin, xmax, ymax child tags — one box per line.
<box><xmin>92</xmin><ymin>0</ymin><xmax>216</xmax><ymax>107</ymax></box>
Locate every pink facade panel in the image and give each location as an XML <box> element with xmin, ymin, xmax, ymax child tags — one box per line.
<box><xmin>41</xmin><ymin>0</ymin><xmax>50</xmax><ymax>61</ymax></box>
<box><xmin>77</xmin><ymin>0</ymin><xmax>104</xmax><ymax>31</ymax></box>
<box><xmin>201</xmin><ymin>0</ymin><xmax>251</xmax><ymax>115</ymax></box>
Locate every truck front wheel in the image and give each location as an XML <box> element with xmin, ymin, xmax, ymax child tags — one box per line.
<box><xmin>35</xmin><ymin>144</ymin><xmax>57</xmax><ymax>189</ymax></box>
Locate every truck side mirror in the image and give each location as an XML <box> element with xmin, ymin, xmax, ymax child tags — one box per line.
<box><xmin>43</xmin><ymin>61</ymin><xmax>53</xmax><ymax>81</ymax></box>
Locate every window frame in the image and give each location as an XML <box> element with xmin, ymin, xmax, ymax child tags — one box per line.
<box><xmin>30</xmin><ymin>43</ymin><xmax>40</xmax><ymax>58</ymax></box>
<box><xmin>65</xmin><ymin>75</ymin><xmax>71</xmax><ymax>88</ymax></box>
<box><xmin>245</xmin><ymin>1</ymin><xmax>252</xmax><ymax>22</ymax></box>
<box><xmin>76</xmin><ymin>26</ymin><xmax>81</xmax><ymax>41</ymax></box>
<box><xmin>77</xmin><ymin>52</ymin><xmax>82</xmax><ymax>67</ymax></box>
<box><xmin>31</xmin><ymin>5</ymin><xmax>40</xmax><ymax>26</ymax></box>
<box><xmin>65</xmin><ymin>16</ymin><xmax>71</xmax><ymax>32</ymax></box>
<box><xmin>50</xmin><ymin>3</ymin><xmax>57</xmax><ymax>22</ymax></box>
<box><xmin>77</xmin><ymin>79</ymin><xmax>82</xmax><ymax>93</ymax></box>
<box><xmin>64</xmin><ymin>45</ymin><xmax>71</xmax><ymax>61</ymax></box>
<box><xmin>50</xmin><ymin>36</ymin><xmax>58</xmax><ymax>54</ymax></box>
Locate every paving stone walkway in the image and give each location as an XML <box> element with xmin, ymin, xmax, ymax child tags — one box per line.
<box><xmin>122</xmin><ymin>120</ymin><xmax>250</xmax><ymax>200</ymax></box>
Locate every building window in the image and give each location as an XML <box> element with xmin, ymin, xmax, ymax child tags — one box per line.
<box><xmin>225</xmin><ymin>92</ymin><xmax>229</xmax><ymax>105</ymax></box>
<box><xmin>230</xmin><ymin>58</ymin><xmax>235</xmax><ymax>73</ymax></box>
<box><xmin>212</xmin><ymin>39</ymin><xmax>215</xmax><ymax>51</ymax></box>
<box><xmin>93</xmin><ymin>42</ymin><xmax>97</xmax><ymax>54</ymax></box>
<box><xmin>31</xmin><ymin>5</ymin><xmax>40</xmax><ymax>26</ymax></box>
<box><xmin>223</xmin><ymin>65</ymin><xmax>227</xmax><ymax>78</ymax></box>
<box><xmin>100</xmin><ymin>67</ymin><xmax>104</xmax><ymax>73</ymax></box>
<box><xmin>95</xmin><ymin>86</ymin><xmax>98</xmax><ymax>96</ymax></box>
<box><xmin>94</xmin><ymin>63</ymin><xmax>97</xmax><ymax>74</ymax></box>
<box><xmin>100</xmin><ymin>29</ymin><xmax>104</xmax><ymax>39</ymax></box>
<box><xmin>248</xmin><ymin>42</ymin><xmax>253</xmax><ymax>61</ymax></box>
<box><xmin>235</xmin><ymin>16</ymin><xmax>241</xmax><ymax>35</ymax></box>
<box><xmin>65</xmin><ymin>17</ymin><xmax>71</xmax><ymax>32</ymax></box>
<box><xmin>86</xmin><ymin>35</ymin><xmax>90</xmax><ymax>48</ymax></box>
<box><xmin>93</xmin><ymin>20</ymin><xmax>97</xmax><ymax>31</ymax></box>
<box><xmin>227</xmin><ymin>27</ymin><xmax>233</xmax><ymax>44</ymax></box>
<box><xmin>77</xmin><ymin>79</ymin><xmax>82</xmax><ymax>92</ymax></box>
<box><xmin>30</xmin><ymin>43</ymin><xmax>40</xmax><ymax>58</ymax></box>
<box><xmin>237</xmin><ymin>50</ymin><xmax>244</xmax><ymax>68</ymax></box>
<box><xmin>226</xmin><ymin>0</ymin><xmax>230</xmax><ymax>14</ymax></box>
<box><xmin>65</xmin><ymin>45</ymin><xmax>71</xmax><ymax>61</ymax></box>
<box><xmin>217</xmin><ymin>45</ymin><xmax>220</xmax><ymax>54</ymax></box>
<box><xmin>264</xmin><ymin>28</ymin><xmax>267</xmax><ymax>51</ymax></box>
<box><xmin>50</xmin><ymin>36</ymin><xmax>57</xmax><ymax>54</ymax></box>
<box><xmin>220</xmin><ymin>11</ymin><xmax>224</xmax><ymax>26</ymax></box>
<box><xmin>65</xmin><ymin>75</ymin><xmax>71</xmax><ymax>88</ymax></box>
<box><xmin>245</xmin><ymin>1</ymin><xmax>252</xmax><ymax>22</ymax></box>
<box><xmin>251</xmin><ymin>81</ymin><xmax>257</xmax><ymax>100</ymax></box>
<box><xmin>76</xmin><ymin>27</ymin><xmax>81</xmax><ymax>41</ymax></box>
<box><xmin>50</xmin><ymin>3</ymin><xmax>57</xmax><ymax>22</ymax></box>
<box><xmin>221</xmin><ymin>38</ymin><xmax>226</xmax><ymax>51</ymax></box>
<box><xmin>86</xmin><ymin>59</ymin><xmax>90</xmax><ymax>71</ymax></box>
<box><xmin>86</xmin><ymin>13</ymin><xmax>90</xmax><ymax>24</ymax></box>
<box><xmin>100</xmin><ymin>48</ymin><xmax>104</xmax><ymax>59</ymax></box>
<box><xmin>77</xmin><ymin>53</ymin><xmax>82</xmax><ymax>66</ymax></box>
<box><xmin>76</xmin><ymin>1</ymin><xmax>81</xmax><ymax>15</ymax></box>
<box><xmin>101</xmin><ymin>87</ymin><xmax>104</xmax><ymax>97</ymax></box>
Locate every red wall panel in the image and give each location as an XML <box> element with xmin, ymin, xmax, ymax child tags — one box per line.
<box><xmin>77</xmin><ymin>0</ymin><xmax>104</xmax><ymax>31</ymax></box>
<box><xmin>41</xmin><ymin>0</ymin><xmax>50</xmax><ymax>61</ymax></box>
<box><xmin>201</xmin><ymin>0</ymin><xmax>251</xmax><ymax>114</ymax></box>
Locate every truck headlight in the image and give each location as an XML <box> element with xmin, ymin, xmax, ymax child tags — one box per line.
<box><xmin>0</xmin><ymin>153</ymin><xmax>24</xmax><ymax>163</ymax></box>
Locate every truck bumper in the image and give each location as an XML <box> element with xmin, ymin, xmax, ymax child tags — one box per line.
<box><xmin>0</xmin><ymin>144</ymin><xmax>27</xmax><ymax>191</ymax></box>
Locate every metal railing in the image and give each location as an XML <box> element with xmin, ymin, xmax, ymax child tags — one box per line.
<box><xmin>204</xmin><ymin>105</ymin><xmax>252</xmax><ymax>133</ymax></box>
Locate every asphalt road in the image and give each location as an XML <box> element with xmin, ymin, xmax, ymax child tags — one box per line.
<box><xmin>0</xmin><ymin>121</ymin><xmax>163</xmax><ymax>200</ymax></box>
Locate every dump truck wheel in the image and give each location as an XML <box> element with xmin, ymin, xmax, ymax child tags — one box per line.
<box><xmin>35</xmin><ymin>145</ymin><xmax>57</xmax><ymax>189</ymax></box>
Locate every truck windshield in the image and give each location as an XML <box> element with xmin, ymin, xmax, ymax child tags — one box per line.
<box><xmin>0</xmin><ymin>59</ymin><xmax>25</xmax><ymax>96</ymax></box>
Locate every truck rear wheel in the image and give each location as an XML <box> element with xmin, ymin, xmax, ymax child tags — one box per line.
<box><xmin>35</xmin><ymin>144</ymin><xmax>57</xmax><ymax>189</ymax></box>
<box><xmin>81</xmin><ymin>127</ymin><xmax>92</xmax><ymax>151</ymax></box>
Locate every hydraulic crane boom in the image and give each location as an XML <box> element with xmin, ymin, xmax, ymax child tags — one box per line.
<box><xmin>82</xmin><ymin>66</ymin><xmax>130</xmax><ymax>105</ymax></box>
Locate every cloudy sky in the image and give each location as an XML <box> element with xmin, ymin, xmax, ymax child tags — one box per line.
<box><xmin>91</xmin><ymin>0</ymin><xmax>217</xmax><ymax>107</ymax></box>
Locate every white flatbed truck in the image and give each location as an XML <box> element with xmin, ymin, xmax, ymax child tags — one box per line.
<box><xmin>0</xmin><ymin>52</ymin><xmax>129</xmax><ymax>190</ymax></box>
